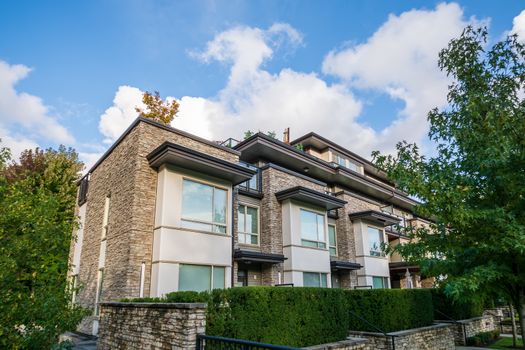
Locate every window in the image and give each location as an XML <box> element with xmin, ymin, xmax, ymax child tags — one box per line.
<box><xmin>181</xmin><ymin>179</ymin><xmax>227</xmax><ymax>234</ymax></box>
<box><xmin>328</xmin><ymin>224</ymin><xmax>337</xmax><ymax>256</ymax></box>
<box><xmin>303</xmin><ymin>272</ymin><xmax>328</xmax><ymax>287</ymax></box>
<box><xmin>334</xmin><ymin>154</ymin><xmax>347</xmax><ymax>167</ymax></box>
<box><xmin>238</xmin><ymin>204</ymin><xmax>259</xmax><ymax>245</ymax></box>
<box><xmin>94</xmin><ymin>269</ymin><xmax>104</xmax><ymax>315</ymax></box>
<box><xmin>300</xmin><ymin>209</ymin><xmax>326</xmax><ymax>248</ymax></box>
<box><xmin>179</xmin><ymin>264</ymin><xmax>225</xmax><ymax>292</ymax></box>
<box><xmin>346</xmin><ymin>161</ymin><xmax>360</xmax><ymax>173</ymax></box>
<box><xmin>101</xmin><ymin>195</ymin><xmax>110</xmax><ymax>239</ymax></box>
<box><xmin>368</xmin><ymin>226</ymin><xmax>384</xmax><ymax>257</ymax></box>
<box><xmin>372</xmin><ymin>276</ymin><xmax>388</xmax><ymax>289</ymax></box>
<box><xmin>71</xmin><ymin>275</ymin><xmax>78</xmax><ymax>304</ymax></box>
<box><xmin>78</xmin><ymin>177</ymin><xmax>89</xmax><ymax>206</ymax></box>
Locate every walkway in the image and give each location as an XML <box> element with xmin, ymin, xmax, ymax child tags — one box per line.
<box><xmin>61</xmin><ymin>332</ymin><xmax>97</xmax><ymax>350</ymax></box>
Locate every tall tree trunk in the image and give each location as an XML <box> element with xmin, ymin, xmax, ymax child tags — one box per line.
<box><xmin>518</xmin><ymin>290</ymin><xmax>525</xmax><ymax>349</ymax></box>
<box><xmin>510</xmin><ymin>303</ymin><xmax>518</xmax><ymax>348</ymax></box>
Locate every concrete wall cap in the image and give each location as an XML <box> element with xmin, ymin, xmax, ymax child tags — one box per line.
<box><xmin>99</xmin><ymin>302</ymin><xmax>208</xmax><ymax>309</ymax></box>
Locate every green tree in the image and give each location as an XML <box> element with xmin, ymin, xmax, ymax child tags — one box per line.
<box><xmin>373</xmin><ymin>26</ymin><xmax>525</xmax><ymax>345</ymax></box>
<box><xmin>135</xmin><ymin>90</ymin><xmax>179</xmax><ymax>125</ymax></box>
<box><xmin>0</xmin><ymin>144</ymin><xmax>87</xmax><ymax>349</ymax></box>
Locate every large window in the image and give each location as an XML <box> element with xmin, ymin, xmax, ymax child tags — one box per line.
<box><xmin>181</xmin><ymin>179</ymin><xmax>227</xmax><ymax>234</ymax></box>
<box><xmin>101</xmin><ymin>195</ymin><xmax>110</xmax><ymax>239</ymax></box>
<box><xmin>300</xmin><ymin>209</ymin><xmax>326</xmax><ymax>248</ymax></box>
<box><xmin>94</xmin><ymin>269</ymin><xmax>104</xmax><ymax>315</ymax></box>
<box><xmin>303</xmin><ymin>272</ymin><xmax>328</xmax><ymax>287</ymax></box>
<box><xmin>368</xmin><ymin>226</ymin><xmax>384</xmax><ymax>257</ymax></box>
<box><xmin>372</xmin><ymin>276</ymin><xmax>388</xmax><ymax>289</ymax></box>
<box><xmin>179</xmin><ymin>264</ymin><xmax>225</xmax><ymax>292</ymax></box>
<box><xmin>238</xmin><ymin>204</ymin><xmax>259</xmax><ymax>245</ymax></box>
<box><xmin>328</xmin><ymin>224</ymin><xmax>337</xmax><ymax>256</ymax></box>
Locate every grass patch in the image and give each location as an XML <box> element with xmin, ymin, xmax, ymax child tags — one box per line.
<box><xmin>488</xmin><ymin>337</ymin><xmax>524</xmax><ymax>349</ymax></box>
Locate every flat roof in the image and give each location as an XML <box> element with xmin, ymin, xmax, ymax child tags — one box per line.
<box><xmin>81</xmin><ymin>117</ymin><xmax>240</xmax><ymax>180</ymax></box>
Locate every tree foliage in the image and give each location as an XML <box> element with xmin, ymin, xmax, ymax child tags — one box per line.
<box><xmin>373</xmin><ymin>26</ymin><xmax>525</xmax><ymax>344</ymax></box>
<box><xmin>0</xmin><ymin>144</ymin><xmax>87</xmax><ymax>349</ymax></box>
<box><xmin>135</xmin><ymin>90</ymin><xmax>179</xmax><ymax>125</ymax></box>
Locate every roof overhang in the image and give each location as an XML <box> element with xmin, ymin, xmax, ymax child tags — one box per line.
<box><xmin>234</xmin><ymin>249</ymin><xmax>287</xmax><ymax>264</ymax></box>
<box><xmin>330</xmin><ymin>260</ymin><xmax>362</xmax><ymax>271</ymax></box>
<box><xmin>349</xmin><ymin>210</ymin><xmax>401</xmax><ymax>227</ymax></box>
<box><xmin>275</xmin><ymin>186</ymin><xmax>347</xmax><ymax>210</ymax></box>
<box><xmin>234</xmin><ymin>134</ymin><xmax>419</xmax><ymax>211</ymax></box>
<box><xmin>147</xmin><ymin>142</ymin><xmax>256</xmax><ymax>185</ymax></box>
<box><xmin>389</xmin><ymin>262</ymin><xmax>420</xmax><ymax>273</ymax></box>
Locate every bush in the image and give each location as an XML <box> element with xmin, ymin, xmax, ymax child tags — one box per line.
<box><xmin>346</xmin><ymin>289</ymin><xmax>434</xmax><ymax>333</ymax></box>
<box><xmin>125</xmin><ymin>287</ymin><xmax>434</xmax><ymax>347</ymax></box>
<box><xmin>466</xmin><ymin>330</ymin><xmax>500</xmax><ymax>346</ymax></box>
<box><xmin>431</xmin><ymin>289</ymin><xmax>484</xmax><ymax>320</ymax></box>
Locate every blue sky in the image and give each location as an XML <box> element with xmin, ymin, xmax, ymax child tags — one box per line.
<box><xmin>1</xmin><ymin>1</ymin><xmax>524</xmax><ymax>168</ymax></box>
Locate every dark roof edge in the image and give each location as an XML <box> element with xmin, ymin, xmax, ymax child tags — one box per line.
<box><xmin>275</xmin><ymin>186</ymin><xmax>347</xmax><ymax>206</ymax></box>
<box><xmin>260</xmin><ymin>162</ymin><xmax>327</xmax><ymax>187</ymax></box>
<box><xmin>235</xmin><ymin>133</ymin><xmax>418</xmax><ymax>204</ymax></box>
<box><xmin>290</xmin><ymin>132</ymin><xmax>376</xmax><ymax>169</ymax></box>
<box><xmin>82</xmin><ymin>117</ymin><xmax>240</xmax><ymax>179</ymax></box>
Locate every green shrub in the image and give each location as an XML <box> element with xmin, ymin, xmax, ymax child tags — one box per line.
<box><xmin>346</xmin><ymin>289</ymin><xmax>434</xmax><ymax>333</ymax></box>
<box><xmin>124</xmin><ymin>287</ymin><xmax>434</xmax><ymax>347</ymax></box>
<box><xmin>466</xmin><ymin>330</ymin><xmax>500</xmax><ymax>346</ymax></box>
<box><xmin>431</xmin><ymin>289</ymin><xmax>484</xmax><ymax>320</ymax></box>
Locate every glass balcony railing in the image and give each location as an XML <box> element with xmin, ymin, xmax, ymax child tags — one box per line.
<box><xmin>237</xmin><ymin>163</ymin><xmax>262</xmax><ymax>194</ymax></box>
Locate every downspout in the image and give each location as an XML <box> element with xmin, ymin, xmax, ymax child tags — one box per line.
<box><xmin>231</xmin><ymin>187</ymin><xmax>236</xmax><ymax>288</ymax></box>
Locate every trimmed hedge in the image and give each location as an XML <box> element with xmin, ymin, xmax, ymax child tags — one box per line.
<box><xmin>123</xmin><ymin>287</ymin><xmax>434</xmax><ymax>347</ymax></box>
<box><xmin>430</xmin><ymin>289</ymin><xmax>484</xmax><ymax>320</ymax></box>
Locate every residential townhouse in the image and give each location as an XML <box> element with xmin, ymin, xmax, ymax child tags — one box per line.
<box><xmin>69</xmin><ymin>117</ymin><xmax>432</xmax><ymax>335</ymax></box>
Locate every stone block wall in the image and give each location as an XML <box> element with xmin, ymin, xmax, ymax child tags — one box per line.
<box><xmin>438</xmin><ymin>315</ymin><xmax>496</xmax><ymax>345</ymax></box>
<box><xmin>348</xmin><ymin>323</ymin><xmax>456</xmax><ymax>350</ymax></box>
<box><xmin>97</xmin><ymin>302</ymin><xmax>207</xmax><ymax>350</ymax></box>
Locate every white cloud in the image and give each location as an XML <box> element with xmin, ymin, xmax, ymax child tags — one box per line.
<box><xmin>0</xmin><ymin>127</ymin><xmax>39</xmax><ymax>160</ymax></box>
<box><xmin>98</xmin><ymin>85</ymin><xmax>144</xmax><ymax>143</ymax></box>
<box><xmin>0</xmin><ymin>60</ymin><xmax>75</xmax><ymax>148</ymax></box>
<box><xmin>511</xmin><ymin>9</ymin><xmax>525</xmax><ymax>41</ymax></box>
<box><xmin>322</xmin><ymin>2</ymin><xmax>480</xmax><ymax>153</ymax></box>
<box><xmin>98</xmin><ymin>5</ymin><xmax>484</xmax><ymax>158</ymax></box>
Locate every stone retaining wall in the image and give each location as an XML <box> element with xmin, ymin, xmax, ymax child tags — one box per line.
<box><xmin>348</xmin><ymin>323</ymin><xmax>455</xmax><ymax>350</ymax></box>
<box><xmin>437</xmin><ymin>315</ymin><xmax>495</xmax><ymax>345</ymax></box>
<box><xmin>303</xmin><ymin>338</ymin><xmax>369</xmax><ymax>350</ymax></box>
<box><xmin>97</xmin><ymin>302</ymin><xmax>206</xmax><ymax>350</ymax></box>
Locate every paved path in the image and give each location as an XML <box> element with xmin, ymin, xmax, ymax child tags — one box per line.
<box><xmin>61</xmin><ymin>332</ymin><xmax>97</xmax><ymax>350</ymax></box>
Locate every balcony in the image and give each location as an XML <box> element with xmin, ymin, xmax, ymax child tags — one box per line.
<box><xmin>237</xmin><ymin>163</ymin><xmax>263</xmax><ymax>198</ymax></box>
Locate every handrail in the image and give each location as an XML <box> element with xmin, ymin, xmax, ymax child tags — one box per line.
<box><xmin>196</xmin><ymin>334</ymin><xmax>299</xmax><ymax>350</ymax></box>
<box><xmin>434</xmin><ymin>309</ymin><xmax>467</xmax><ymax>344</ymax></box>
<box><xmin>348</xmin><ymin>310</ymin><xmax>397</xmax><ymax>350</ymax></box>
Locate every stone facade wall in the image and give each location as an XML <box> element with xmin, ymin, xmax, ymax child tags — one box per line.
<box><xmin>97</xmin><ymin>302</ymin><xmax>206</xmax><ymax>350</ymax></box>
<box><xmin>70</xmin><ymin>119</ymin><xmax>239</xmax><ymax>334</ymax></box>
<box><xmin>259</xmin><ymin>165</ymin><xmax>327</xmax><ymax>284</ymax></box>
<box><xmin>348</xmin><ymin>323</ymin><xmax>456</xmax><ymax>350</ymax></box>
<box><xmin>334</xmin><ymin>192</ymin><xmax>380</xmax><ymax>288</ymax></box>
<box><xmin>438</xmin><ymin>315</ymin><xmax>496</xmax><ymax>345</ymax></box>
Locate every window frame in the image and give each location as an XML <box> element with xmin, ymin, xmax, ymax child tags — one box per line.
<box><xmin>299</xmin><ymin>208</ymin><xmax>327</xmax><ymax>249</ymax></box>
<box><xmin>372</xmin><ymin>276</ymin><xmax>389</xmax><ymax>289</ymax></box>
<box><xmin>94</xmin><ymin>268</ymin><xmax>104</xmax><ymax>316</ymax></box>
<box><xmin>303</xmin><ymin>271</ymin><xmax>328</xmax><ymax>288</ymax></box>
<box><xmin>178</xmin><ymin>264</ymin><xmax>226</xmax><ymax>292</ymax></box>
<box><xmin>328</xmin><ymin>224</ymin><xmax>337</xmax><ymax>256</ymax></box>
<box><xmin>367</xmin><ymin>225</ymin><xmax>385</xmax><ymax>257</ymax></box>
<box><xmin>237</xmin><ymin>203</ymin><xmax>260</xmax><ymax>246</ymax></box>
<box><xmin>101</xmin><ymin>195</ymin><xmax>110</xmax><ymax>240</ymax></box>
<box><xmin>180</xmin><ymin>177</ymin><xmax>229</xmax><ymax>234</ymax></box>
